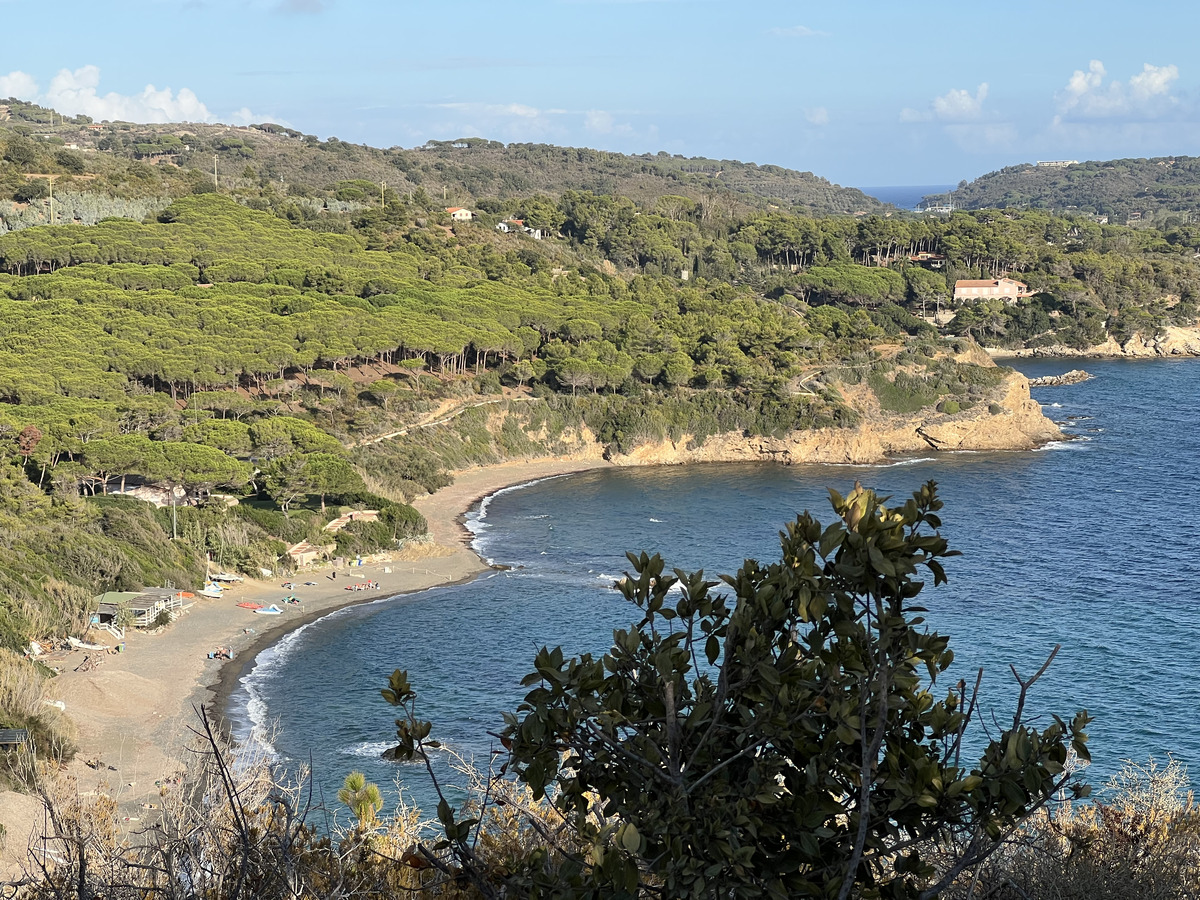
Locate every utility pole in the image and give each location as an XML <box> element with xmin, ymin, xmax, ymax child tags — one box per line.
<box><xmin>381</xmin><ymin>180</ymin><xmax>385</xmax><ymax>208</ymax></box>
<box><xmin>213</xmin><ymin>154</ymin><xmax>219</xmax><ymax>191</ymax></box>
<box><xmin>48</xmin><ymin>174</ymin><xmax>53</xmax><ymax>225</ymax></box>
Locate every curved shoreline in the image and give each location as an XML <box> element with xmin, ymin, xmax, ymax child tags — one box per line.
<box><xmin>0</xmin><ymin>375</ymin><xmax>1063</xmax><ymax>873</ymax></box>
<box><xmin>210</xmin><ymin>463</ymin><xmax>606</xmax><ymax>737</ymax></box>
<box><xmin>0</xmin><ymin>457</ymin><xmax>609</xmax><ymax>878</ymax></box>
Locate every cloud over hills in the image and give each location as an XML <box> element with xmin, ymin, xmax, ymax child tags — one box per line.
<box><xmin>0</xmin><ymin>65</ymin><xmax>255</xmax><ymax>125</ymax></box>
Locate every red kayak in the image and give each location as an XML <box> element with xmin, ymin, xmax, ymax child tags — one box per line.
<box><xmin>237</xmin><ymin>602</ymin><xmax>263</xmax><ymax>610</ymax></box>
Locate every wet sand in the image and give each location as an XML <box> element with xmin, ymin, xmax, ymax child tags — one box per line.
<box><xmin>0</xmin><ymin>456</ymin><xmax>606</xmax><ymax>878</ymax></box>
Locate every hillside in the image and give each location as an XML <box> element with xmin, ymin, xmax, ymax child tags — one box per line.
<box><xmin>935</xmin><ymin>156</ymin><xmax>1200</xmax><ymax>226</ymax></box>
<box><xmin>0</xmin><ymin>98</ymin><xmax>888</xmax><ymax>226</ymax></box>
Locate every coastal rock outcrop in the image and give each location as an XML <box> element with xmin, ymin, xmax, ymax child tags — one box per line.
<box><xmin>606</xmin><ymin>370</ymin><xmax>1061</xmax><ymax>467</ymax></box>
<box><xmin>990</xmin><ymin>324</ymin><xmax>1200</xmax><ymax>359</ymax></box>
<box><xmin>1028</xmin><ymin>369</ymin><xmax>1093</xmax><ymax>387</ymax></box>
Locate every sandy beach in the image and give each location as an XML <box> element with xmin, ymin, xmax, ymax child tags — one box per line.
<box><xmin>0</xmin><ymin>456</ymin><xmax>607</xmax><ymax>878</ymax></box>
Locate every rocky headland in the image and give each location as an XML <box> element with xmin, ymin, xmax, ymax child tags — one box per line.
<box><xmin>604</xmin><ymin>369</ymin><xmax>1060</xmax><ymax>467</ymax></box>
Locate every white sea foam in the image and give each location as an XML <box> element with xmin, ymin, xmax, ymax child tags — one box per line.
<box><xmin>471</xmin><ymin>474</ymin><xmax>574</xmax><ymax>526</ymax></box>
<box><xmin>649</xmin><ymin>517</ymin><xmax>663</xmax><ymax>523</ymax></box>
<box><xmin>341</xmin><ymin>740</ymin><xmax>398</xmax><ymax>759</ymax></box>
<box><xmin>233</xmin><ymin>589</ymin><xmax>413</xmax><ymax>760</ymax></box>
<box><xmin>854</xmin><ymin>456</ymin><xmax>937</xmax><ymax>468</ymax></box>
<box><xmin>1037</xmin><ymin>437</ymin><xmax>1091</xmax><ymax>452</ymax></box>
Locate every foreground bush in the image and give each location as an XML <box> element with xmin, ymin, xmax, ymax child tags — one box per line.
<box><xmin>388</xmin><ymin>482</ymin><xmax>1091</xmax><ymax>899</ymax></box>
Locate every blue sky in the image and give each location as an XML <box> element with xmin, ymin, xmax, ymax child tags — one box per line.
<box><xmin>1</xmin><ymin>0</ymin><xmax>1197</xmax><ymax>186</ymax></box>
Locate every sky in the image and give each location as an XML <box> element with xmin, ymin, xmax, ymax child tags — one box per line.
<box><xmin>1</xmin><ymin>0</ymin><xmax>1198</xmax><ymax>187</ymax></box>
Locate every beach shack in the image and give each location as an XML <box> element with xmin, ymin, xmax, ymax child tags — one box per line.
<box><xmin>94</xmin><ymin>588</ymin><xmax>192</xmax><ymax>630</ymax></box>
<box><xmin>0</xmin><ymin>728</ymin><xmax>30</xmax><ymax>751</ymax></box>
<box><xmin>286</xmin><ymin>540</ymin><xmax>330</xmax><ymax>568</ymax></box>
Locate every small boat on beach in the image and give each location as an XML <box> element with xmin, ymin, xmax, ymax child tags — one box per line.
<box><xmin>236</xmin><ymin>602</ymin><xmax>262</xmax><ymax>610</ymax></box>
<box><xmin>199</xmin><ymin>582</ymin><xmax>225</xmax><ymax>598</ymax></box>
<box><xmin>211</xmin><ymin>572</ymin><xmax>244</xmax><ymax>583</ymax></box>
<box><xmin>255</xmin><ymin>605</ymin><xmax>284</xmax><ymax>615</ymax></box>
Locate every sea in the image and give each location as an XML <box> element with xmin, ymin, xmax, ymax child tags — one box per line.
<box><xmin>859</xmin><ymin>184</ymin><xmax>956</xmax><ymax>211</ymax></box>
<box><xmin>229</xmin><ymin>357</ymin><xmax>1200</xmax><ymax>816</ymax></box>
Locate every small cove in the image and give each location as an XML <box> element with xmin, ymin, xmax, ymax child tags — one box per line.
<box><xmin>231</xmin><ymin>357</ymin><xmax>1200</xmax><ymax>813</ymax></box>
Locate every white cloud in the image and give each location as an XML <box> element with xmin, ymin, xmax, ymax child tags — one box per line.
<box><xmin>804</xmin><ymin>107</ymin><xmax>829</xmax><ymax>126</ymax></box>
<box><xmin>769</xmin><ymin>25</ymin><xmax>827</xmax><ymax>37</ymax></box>
<box><xmin>584</xmin><ymin>108</ymin><xmax>634</xmax><ymax>136</ymax></box>
<box><xmin>1065</xmin><ymin>59</ymin><xmax>1106</xmax><ymax>101</ymax></box>
<box><xmin>933</xmin><ymin>83</ymin><xmax>988</xmax><ymax>121</ymax></box>
<box><xmin>0</xmin><ymin>65</ymin><xmax>255</xmax><ymax>125</ymax></box>
<box><xmin>45</xmin><ymin>65</ymin><xmax>214</xmax><ymax>122</ymax></box>
<box><xmin>901</xmin><ymin>83</ymin><xmax>988</xmax><ymax>123</ymax></box>
<box><xmin>0</xmin><ymin>70</ymin><xmax>38</xmax><ymax>100</ymax></box>
<box><xmin>1130</xmin><ymin>63</ymin><xmax>1179</xmax><ymax>101</ymax></box>
<box><xmin>585</xmin><ymin>109</ymin><xmax>614</xmax><ymax>133</ymax></box>
<box><xmin>1056</xmin><ymin>59</ymin><xmax>1179</xmax><ymax>119</ymax></box>
<box><xmin>438</xmin><ymin>101</ymin><xmax>542</xmax><ymax>119</ymax></box>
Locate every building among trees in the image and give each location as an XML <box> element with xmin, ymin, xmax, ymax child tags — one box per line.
<box><xmin>954</xmin><ymin>277</ymin><xmax>1032</xmax><ymax>304</ymax></box>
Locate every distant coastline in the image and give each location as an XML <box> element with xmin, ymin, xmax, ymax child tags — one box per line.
<box><xmin>856</xmin><ymin>184</ymin><xmax>956</xmax><ymax>210</ymax></box>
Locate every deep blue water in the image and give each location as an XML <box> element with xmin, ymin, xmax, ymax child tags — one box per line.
<box><xmin>858</xmin><ymin>184</ymin><xmax>956</xmax><ymax>210</ymax></box>
<box><xmin>232</xmin><ymin>358</ymin><xmax>1200</xmax><ymax>814</ymax></box>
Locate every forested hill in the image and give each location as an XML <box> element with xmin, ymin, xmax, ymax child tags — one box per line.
<box><xmin>0</xmin><ymin>98</ymin><xmax>886</xmax><ymax>219</ymax></box>
<box><xmin>939</xmin><ymin>156</ymin><xmax>1200</xmax><ymax>226</ymax></box>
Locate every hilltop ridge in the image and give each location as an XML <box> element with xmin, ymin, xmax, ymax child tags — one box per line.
<box><xmin>930</xmin><ymin>156</ymin><xmax>1200</xmax><ymax>226</ymax></box>
<box><xmin>0</xmin><ymin>97</ymin><xmax>887</xmax><ymax>219</ymax></box>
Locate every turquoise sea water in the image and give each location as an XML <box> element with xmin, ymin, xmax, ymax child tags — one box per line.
<box><xmin>230</xmin><ymin>358</ymin><xmax>1200</xmax><ymax>813</ymax></box>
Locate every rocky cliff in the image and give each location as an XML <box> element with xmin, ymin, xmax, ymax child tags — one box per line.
<box><xmin>990</xmin><ymin>324</ymin><xmax>1200</xmax><ymax>359</ymax></box>
<box><xmin>604</xmin><ymin>370</ymin><xmax>1060</xmax><ymax>467</ymax></box>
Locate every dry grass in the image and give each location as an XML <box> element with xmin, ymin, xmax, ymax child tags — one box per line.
<box><xmin>935</xmin><ymin>758</ymin><xmax>1200</xmax><ymax>900</ymax></box>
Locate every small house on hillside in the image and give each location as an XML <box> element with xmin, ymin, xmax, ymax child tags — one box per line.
<box><xmin>446</xmin><ymin>207</ymin><xmax>473</xmax><ymax>222</ymax></box>
<box><xmin>908</xmin><ymin>252</ymin><xmax>946</xmax><ymax>269</ymax></box>
<box><xmin>953</xmin><ymin>277</ymin><xmax>1031</xmax><ymax>305</ymax></box>
<box><xmin>496</xmin><ymin>218</ymin><xmax>543</xmax><ymax>239</ymax></box>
